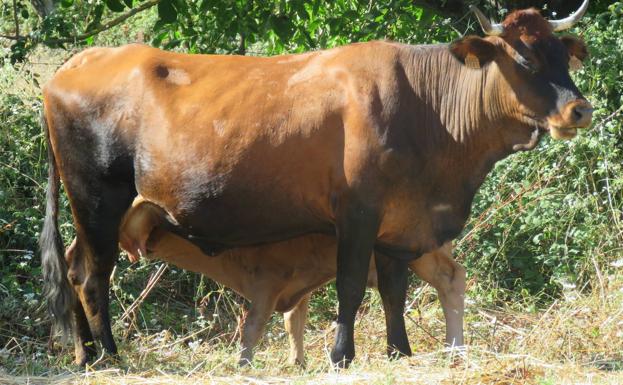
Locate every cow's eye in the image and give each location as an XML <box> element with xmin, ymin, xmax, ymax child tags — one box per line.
<box><xmin>515</xmin><ymin>53</ymin><xmax>538</xmax><ymax>74</ymax></box>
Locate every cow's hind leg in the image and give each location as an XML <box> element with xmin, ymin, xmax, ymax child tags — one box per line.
<box><xmin>283</xmin><ymin>293</ymin><xmax>310</xmax><ymax>366</ymax></box>
<box><xmin>374</xmin><ymin>252</ymin><xmax>411</xmax><ymax>358</ymax></box>
<box><xmin>65</xmin><ymin>178</ymin><xmax>135</xmax><ymax>360</ymax></box>
<box><xmin>64</xmin><ymin>238</ymin><xmax>96</xmax><ymax>365</ymax></box>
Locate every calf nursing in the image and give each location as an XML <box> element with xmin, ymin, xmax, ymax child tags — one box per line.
<box><xmin>116</xmin><ymin>196</ymin><xmax>464</xmax><ymax>365</ymax></box>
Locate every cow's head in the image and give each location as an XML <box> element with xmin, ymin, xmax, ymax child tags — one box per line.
<box><xmin>450</xmin><ymin>0</ymin><xmax>592</xmax><ymax>142</ymax></box>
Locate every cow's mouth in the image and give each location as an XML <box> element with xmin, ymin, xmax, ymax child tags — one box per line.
<box><xmin>549</xmin><ymin>126</ymin><xmax>578</xmax><ymax>140</ymax></box>
<box><xmin>521</xmin><ymin>115</ymin><xmax>579</xmax><ymax>141</ymax></box>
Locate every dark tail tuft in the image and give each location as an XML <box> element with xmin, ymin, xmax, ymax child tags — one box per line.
<box><xmin>39</xmin><ymin>107</ymin><xmax>75</xmax><ymax>339</ymax></box>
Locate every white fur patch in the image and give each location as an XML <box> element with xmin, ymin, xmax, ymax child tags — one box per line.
<box><xmin>213</xmin><ymin>120</ymin><xmax>226</xmax><ymax>136</ymax></box>
<box><xmin>287</xmin><ymin>50</ymin><xmax>338</xmax><ymax>87</ymax></box>
<box><xmin>432</xmin><ymin>203</ymin><xmax>453</xmax><ymax>212</ymax></box>
<box><xmin>166</xmin><ymin>68</ymin><xmax>191</xmax><ymax>85</ymax></box>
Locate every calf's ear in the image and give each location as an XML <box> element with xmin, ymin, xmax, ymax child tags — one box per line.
<box><xmin>449</xmin><ymin>36</ymin><xmax>498</xmax><ymax>69</ymax></box>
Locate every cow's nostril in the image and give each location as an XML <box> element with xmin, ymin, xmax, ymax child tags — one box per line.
<box><xmin>572</xmin><ymin>105</ymin><xmax>593</xmax><ymax>122</ymax></box>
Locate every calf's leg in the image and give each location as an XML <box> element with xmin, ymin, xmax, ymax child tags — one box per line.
<box><xmin>410</xmin><ymin>244</ymin><xmax>465</xmax><ymax>347</ymax></box>
<box><xmin>239</xmin><ymin>295</ymin><xmax>278</xmax><ymax>366</ymax></box>
<box><xmin>283</xmin><ymin>294</ymin><xmax>310</xmax><ymax>366</ymax></box>
<box><xmin>374</xmin><ymin>252</ymin><xmax>411</xmax><ymax>358</ymax></box>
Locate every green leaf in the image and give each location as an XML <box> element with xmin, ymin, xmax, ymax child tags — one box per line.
<box><xmin>270</xmin><ymin>14</ymin><xmax>294</xmax><ymax>42</ymax></box>
<box><xmin>158</xmin><ymin>0</ymin><xmax>178</xmax><ymax>24</ymax></box>
<box><xmin>104</xmin><ymin>0</ymin><xmax>125</xmax><ymax>13</ymax></box>
<box><xmin>20</xmin><ymin>8</ymin><xmax>29</xmax><ymax>19</ymax></box>
<box><xmin>123</xmin><ymin>0</ymin><xmax>133</xmax><ymax>7</ymax></box>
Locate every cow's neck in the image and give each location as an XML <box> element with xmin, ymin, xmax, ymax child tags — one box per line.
<box><xmin>392</xmin><ymin>44</ymin><xmax>539</xmax><ymax>245</ymax></box>
<box><xmin>402</xmin><ymin>44</ymin><xmax>537</xmax><ymax>186</ymax></box>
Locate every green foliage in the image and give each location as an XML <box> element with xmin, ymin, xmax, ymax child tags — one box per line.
<box><xmin>150</xmin><ymin>0</ymin><xmax>455</xmax><ymax>54</ymax></box>
<box><xmin>0</xmin><ymin>80</ymin><xmax>48</xmax><ymax>344</ymax></box>
<box><xmin>1</xmin><ymin>0</ymin><xmax>455</xmax><ymax>63</ymax></box>
<box><xmin>456</xmin><ymin>3</ymin><xmax>623</xmax><ymax>304</ymax></box>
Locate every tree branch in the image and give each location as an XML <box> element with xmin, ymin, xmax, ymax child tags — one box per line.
<box><xmin>0</xmin><ymin>33</ymin><xmax>24</xmax><ymax>40</ymax></box>
<box><xmin>43</xmin><ymin>0</ymin><xmax>160</xmax><ymax>45</ymax></box>
<box><xmin>13</xmin><ymin>0</ymin><xmax>20</xmax><ymax>39</ymax></box>
<box><xmin>0</xmin><ymin>0</ymin><xmax>161</xmax><ymax>45</ymax></box>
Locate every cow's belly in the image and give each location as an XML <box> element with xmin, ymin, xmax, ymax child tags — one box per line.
<box><xmin>135</xmin><ymin>134</ymin><xmax>341</xmax><ymax>246</ymax></box>
<box><xmin>175</xmin><ymin>193</ymin><xmax>334</xmax><ymax>245</ymax></box>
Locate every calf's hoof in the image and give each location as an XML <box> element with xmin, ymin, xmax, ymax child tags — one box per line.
<box><xmin>288</xmin><ymin>355</ymin><xmax>306</xmax><ymax>367</ymax></box>
<box><xmin>75</xmin><ymin>353</ymin><xmax>92</xmax><ymax>367</ymax></box>
<box><xmin>74</xmin><ymin>344</ymin><xmax>97</xmax><ymax>366</ymax></box>
<box><xmin>238</xmin><ymin>358</ymin><xmax>252</xmax><ymax>367</ymax></box>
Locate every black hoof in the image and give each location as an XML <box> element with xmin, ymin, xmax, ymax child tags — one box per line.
<box><xmin>387</xmin><ymin>345</ymin><xmax>412</xmax><ymax>360</ymax></box>
<box><xmin>330</xmin><ymin>348</ymin><xmax>354</xmax><ymax>368</ymax></box>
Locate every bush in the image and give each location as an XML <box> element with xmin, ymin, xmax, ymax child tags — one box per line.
<box><xmin>456</xmin><ymin>3</ymin><xmax>623</xmax><ymax>304</ymax></box>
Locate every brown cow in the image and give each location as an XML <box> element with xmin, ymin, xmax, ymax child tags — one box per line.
<box><xmin>113</xmin><ymin>195</ymin><xmax>463</xmax><ymax>365</ymax></box>
<box><xmin>40</xmin><ymin>2</ymin><xmax>591</xmax><ymax>367</ymax></box>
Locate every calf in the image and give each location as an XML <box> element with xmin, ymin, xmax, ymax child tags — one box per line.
<box><xmin>115</xmin><ymin>196</ymin><xmax>464</xmax><ymax>365</ymax></box>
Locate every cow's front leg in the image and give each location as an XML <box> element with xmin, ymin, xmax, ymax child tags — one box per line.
<box><xmin>331</xmin><ymin>202</ymin><xmax>379</xmax><ymax>368</ymax></box>
<box><xmin>374</xmin><ymin>252</ymin><xmax>411</xmax><ymax>358</ymax></box>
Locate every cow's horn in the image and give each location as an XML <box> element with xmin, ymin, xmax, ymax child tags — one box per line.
<box><xmin>470</xmin><ymin>5</ymin><xmax>504</xmax><ymax>36</ymax></box>
<box><xmin>548</xmin><ymin>0</ymin><xmax>589</xmax><ymax>31</ymax></box>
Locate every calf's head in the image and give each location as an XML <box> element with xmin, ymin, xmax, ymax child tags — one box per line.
<box><xmin>450</xmin><ymin>0</ymin><xmax>592</xmax><ymax>143</ymax></box>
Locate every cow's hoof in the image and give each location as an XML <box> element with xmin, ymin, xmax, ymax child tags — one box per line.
<box><xmin>238</xmin><ymin>357</ymin><xmax>252</xmax><ymax>367</ymax></box>
<box><xmin>387</xmin><ymin>345</ymin><xmax>412</xmax><ymax>360</ymax></box>
<box><xmin>330</xmin><ymin>347</ymin><xmax>354</xmax><ymax>368</ymax></box>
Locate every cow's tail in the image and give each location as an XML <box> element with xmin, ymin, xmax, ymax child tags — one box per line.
<box><xmin>39</xmin><ymin>107</ymin><xmax>74</xmax><ymax>339</ymax></box>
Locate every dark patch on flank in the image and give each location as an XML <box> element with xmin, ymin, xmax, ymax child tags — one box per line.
<box><xmin>155</xmin><ymin>65</ymin><xmax>169</xmax><ymax>78</ymax></box>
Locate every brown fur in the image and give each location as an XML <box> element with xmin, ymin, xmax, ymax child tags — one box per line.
<box><xmin>502</xmin><ymin>8</ymin><xmax>553</xmax><ymax>42</ymax></box>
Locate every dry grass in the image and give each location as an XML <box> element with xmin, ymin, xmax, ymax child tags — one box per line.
<box><xmin>2</xmin><ymin>272</ymin><xmax>621</xmax><ymax>385</ymax></box>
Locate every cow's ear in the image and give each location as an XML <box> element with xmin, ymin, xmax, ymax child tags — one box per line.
<box><xmin>561</xmin><ymin>35</ymin><xmax>588</xmax><ymax>71</ymax></box>
<box><xmin>449</xmin><ymin>36</ymin><xmax>498</xmax><ymax>69</ymax></box>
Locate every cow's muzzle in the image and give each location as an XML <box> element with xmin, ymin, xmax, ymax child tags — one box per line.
<box><xmin>547</xmin><ymin>99</ymin><xmax>593</xmax><ymax>140</ymax></box>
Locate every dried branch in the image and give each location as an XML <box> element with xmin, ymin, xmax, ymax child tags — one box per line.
<box><xmin>0</xmin><ymin>0</ymin><xmax>160</xmax><ymax>45</ymax></box>
<box><xmin>13</xmin><ymin>0</ymin><xmax>20</xmax><ymax>39</ymax></box>
<box><xmin>43</xmin><ymin>0</ymin><xmax>160</xmax><ymax>45</ymax></box>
